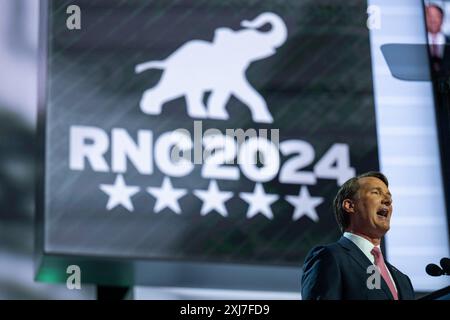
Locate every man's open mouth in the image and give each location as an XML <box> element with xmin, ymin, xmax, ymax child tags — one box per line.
<box><xmin>377</xmin><ymin>208</ymin><xmax>389</xmax><ymax>218</ymax></box>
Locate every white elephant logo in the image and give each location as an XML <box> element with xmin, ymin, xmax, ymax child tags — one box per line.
<box><xmin>135</xmin><ymin>12</ymin><xmax>287</xmax><ymax>124</ymax></box>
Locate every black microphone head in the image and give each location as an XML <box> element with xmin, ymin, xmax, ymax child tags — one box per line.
<box><xmin>440</xmin><ymin>257</ymin><xmax>450</xmax><ymax>272</ymax></box>
<box><xmin>426</xmin><ymin>263</ymin><xmax>443</xmax><ymax>276</ymax></box>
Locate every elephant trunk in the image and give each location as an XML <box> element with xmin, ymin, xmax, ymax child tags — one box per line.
<box><xmin>241</xmin><ymin>12</ymin><xmax>287</xmax><ymax>48</ymax></box>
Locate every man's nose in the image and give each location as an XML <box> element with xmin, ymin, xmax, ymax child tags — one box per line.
<box><xmin>382</xmin><ymin>196</ymin><xmax>392</xmax><ymax>206</ymax></box>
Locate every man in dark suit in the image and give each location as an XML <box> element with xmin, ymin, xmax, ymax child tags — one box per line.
<box><xmin>301</xmin><ymin>171</ymin><xmax>415</xmax><ymax>300</ymax></box>
<box><xmin>426</xmin><ymin>4</ymin><xmax>450</xmax><ymax>79</ymax></box>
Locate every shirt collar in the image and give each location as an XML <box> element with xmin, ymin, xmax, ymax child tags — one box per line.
<box><xmin>343</xmin><ymin>231</ymin><xmax>380</xmax><ymax>264</ymax></box>
<box><xmin>428</xmin><ymin>31</ymin><xmax>446</xmax><ymax>45</ymax></box>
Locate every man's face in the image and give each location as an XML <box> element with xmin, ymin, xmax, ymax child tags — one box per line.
<box><xmin>348</xmin><ymin>177</ymin><xmax>393</xmax><ymax>238</ymax></box>
<box><xmin>426</xmin><ymin>6</ymin><xmax>443</xmax><ymax>34</ymax></box>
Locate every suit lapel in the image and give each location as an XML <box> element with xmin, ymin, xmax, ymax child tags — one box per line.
<box><xmin>385</xmin><ymin>261</ymin><xmax>403</xmax><ymax>299</ymax></box>
<box><xmin>338</xmin><ymin>237</ymin><xmax>394</xmax><ymax>300</ymax></box>
<box><xmin>338</xmin><ymin>237</ymin><xmax>372</xmax><ymax>271</ymax></box>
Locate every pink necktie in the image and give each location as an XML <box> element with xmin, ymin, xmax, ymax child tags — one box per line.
<box><xmin>432</xmin><ymin>35</ymin><xmax>438</xmax><ymax>57</ymax></box>
<box><xmin>371</xmin><ymin>247</ymin><xmax>399</xmax><ymax>300</ymax></box>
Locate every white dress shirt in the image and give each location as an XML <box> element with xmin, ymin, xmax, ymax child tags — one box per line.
<box><xmin>428</xmin><ymin>31</ymin><xmax>446</xmax><ymax>58</ymax></box>
<box><xmin>343</xmin><ymin>232</ymin><xmax>398</xmax><ymax>291</ymax></box>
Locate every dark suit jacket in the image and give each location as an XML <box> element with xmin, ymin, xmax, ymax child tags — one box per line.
<box><xmin>301</xmin><ymin>236</ymin><xmax>415</xmax><ymax>300</ymax></box>
<box><xmin>430</xmin><ymin>41</ymin><xmax>450</xmax><ymax>80</ymax></box>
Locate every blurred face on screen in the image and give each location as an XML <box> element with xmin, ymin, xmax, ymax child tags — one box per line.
<box><xmin>346</xmin><ymin>177</ymin><xmax>393</xmax><ymax>239</ymax></box>
<box><xmin>426</xmin><ymin>5</ymin><xmax>443</xmax><ymax>34</ymax></box>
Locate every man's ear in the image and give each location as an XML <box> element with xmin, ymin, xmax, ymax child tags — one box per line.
<box><xmin>342</xmin><ymin>199</ymin><xmax>355</xmax><ymax>214</ymax></box>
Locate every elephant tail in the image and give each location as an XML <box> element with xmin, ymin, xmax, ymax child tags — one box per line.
<box><xmin>134</xmin><ymin>60</ymin><xmax>166</xmax><ymax>73</ymax></box>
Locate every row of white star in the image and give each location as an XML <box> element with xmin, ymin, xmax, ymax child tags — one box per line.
<box><xmin>99</xmin><ymin>175</ymin><xmax>324</xmax><ymax>221</ymax></box>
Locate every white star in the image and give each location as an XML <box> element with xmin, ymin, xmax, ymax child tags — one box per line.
<box><xmin>99</xmin><ymin>174</ymin><xmax>140</xmax><ymax>212</ymax></box>
<box><xmin>286</xmin><ymin>186</ymin><xmax>323</xmax><ymax>222</ymax></box>
<box><xmin>147</xmin><ymin>177</ymin><xmax>187</xmax><ymax>214</ymax></box>
<box><xmin>193</xmin><ymin>180</ymin><xmax>234</xmax><ymax>217</ymax></box>
<box><xmin>240</xmin><ymin>183</ymin><xmax>279</xmax><ymax>220</ymax></box>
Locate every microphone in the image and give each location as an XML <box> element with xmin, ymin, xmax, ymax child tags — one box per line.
<box><xmin>426</xmin><ymin>263</ymin><xmax>444</xmax><ymax>276</ymax></box>
<box><xmin>440</xmin><ymin>257</ymin><xmax>450</xmax><ymax>274</ymax></box>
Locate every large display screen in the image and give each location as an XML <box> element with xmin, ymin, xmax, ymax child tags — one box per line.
<box><xmin>425</xmin><ymin>0</ymin><xmax>450</xmax><ymax>206</ymax></box>
<box><xmin>374</xmin><ymin>0</ymin><xmax>449</xmax><ymax>292</ymax></box>
<box><xmin>38</xmin><ymin>0</ymin><xmax>377</xmax><ymax>285</ymax></box>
